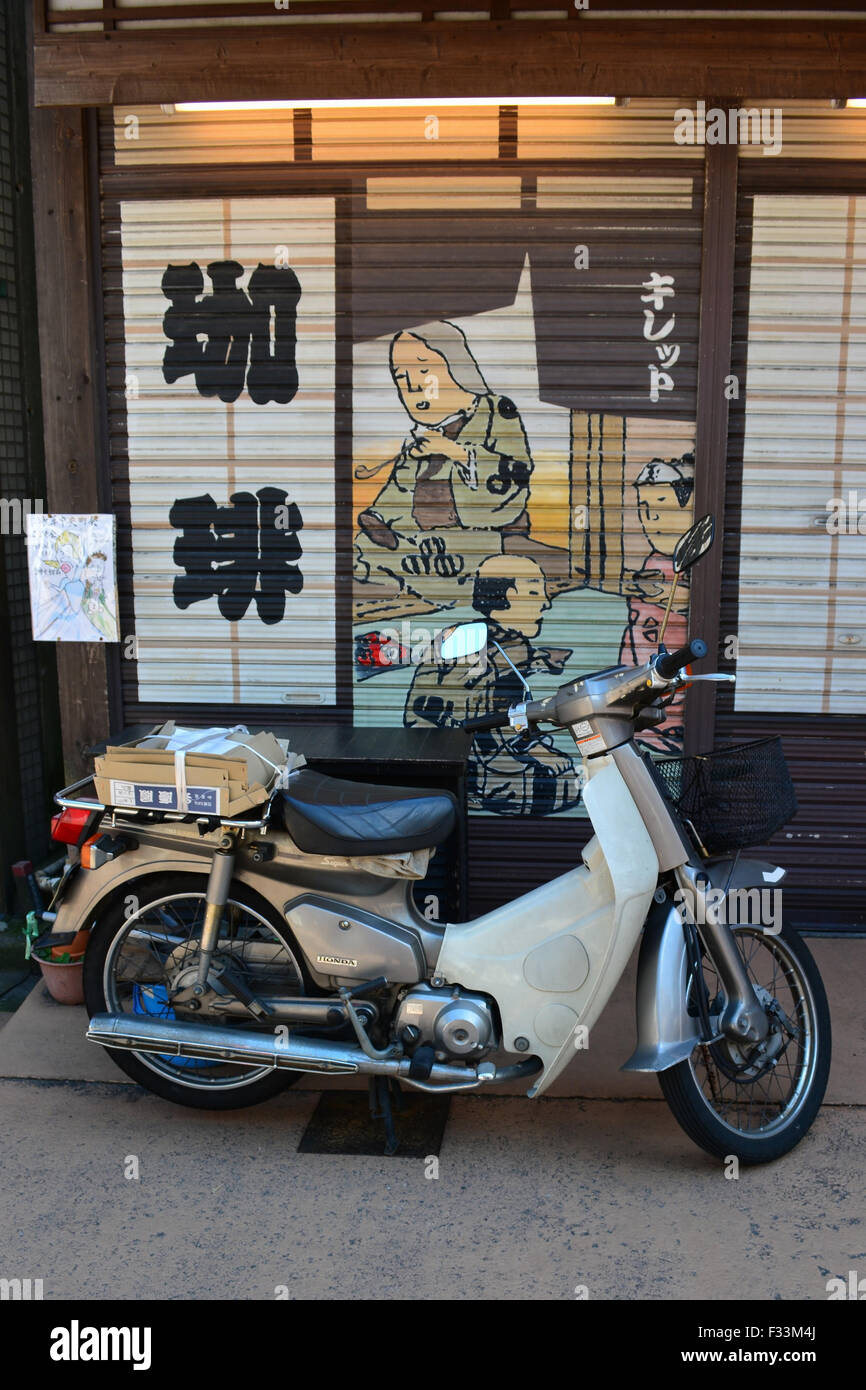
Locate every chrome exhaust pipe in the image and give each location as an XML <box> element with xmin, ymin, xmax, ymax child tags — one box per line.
<box><xmin>86</xmin><ymin>1013</ymin><xmax>541</xmax><ymax>1091</ymax></box>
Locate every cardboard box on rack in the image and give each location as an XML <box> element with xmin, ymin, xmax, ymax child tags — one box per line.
<box><xmin>93</xmin><ymin>724</ymin><xmax>293</xmax><ymax>818</ymax></box>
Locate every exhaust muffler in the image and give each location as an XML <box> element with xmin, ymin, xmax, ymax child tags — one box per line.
<box><xmin>86</xmin><ymin>1013</ymin><xmax>541</xmax><ymax>1091</ymax></box>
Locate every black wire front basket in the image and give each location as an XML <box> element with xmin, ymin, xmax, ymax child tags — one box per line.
<box><xmin>652</xmin><ymin>736</ymin><xmax>798</xmax><ymax>856</ymax></box>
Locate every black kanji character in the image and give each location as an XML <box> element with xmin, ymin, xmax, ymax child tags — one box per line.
<box><xmin>169</xmin><ymin>487</ymin><xmax>304</xmax><ymax>624</ymax></box>
<box><xmin>161</xmin><ymin>260</ymin><xmax>300</xmax><ymax>406</ymax></box>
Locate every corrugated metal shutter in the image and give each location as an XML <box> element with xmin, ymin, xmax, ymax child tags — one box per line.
<box><xmin>722</xmin><ymin>186</ymin><xmax>866</xmax><ymax>929</ymax></box>
<box><xmin>738</xmin><ymin>101</ymin><xmax>866</xmax><ymax>161</ymax></box>
<box><xmin>98</xmin><ymin>102</ymin><xmax>705</xmax><ymax>910</ymax></box>
<box><xmin>104</xmin><ymin>193</ymin><xmax>338</xmax><ymax>711</ymax></box>
<box><xmin>735</xmin><ymin>194</ymin><xmax>866</xmax><ymax>714</ymax></box>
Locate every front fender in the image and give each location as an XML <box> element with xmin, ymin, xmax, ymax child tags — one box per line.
<box><xmin>621</xmin><ymin>857</ymin><xmax>787</xmax><ymax>1073</ymax></box>
<box><xmin>702</xmin><ymin>855</ymin><xmax>787</xmax><ymax>896</ymax></box>
<box><xmin>620</xmin><ymin>895</ymin><xmax>700</xmax><ymax>1073</ymax></box>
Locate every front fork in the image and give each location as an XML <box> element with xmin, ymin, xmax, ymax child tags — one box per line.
<box><xmin>674</xmin><ymin>862</ymin><xmax>770</xmax><ymax>1046</ymax></box>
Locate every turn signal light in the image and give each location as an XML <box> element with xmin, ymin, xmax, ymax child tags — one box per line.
<box><xmin>80</xmin><ymin>834</ymin><xmax>129</xmax><ymax>870</ymax></box>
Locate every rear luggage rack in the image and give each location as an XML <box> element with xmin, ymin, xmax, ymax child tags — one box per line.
<box><xmin>54</xmin><ymin>774</ymin><xmax>275</xmax><ymax>833</ymax></box>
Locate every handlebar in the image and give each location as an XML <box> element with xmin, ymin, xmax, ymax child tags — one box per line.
<box><xmin>653</xmin><ymin>638</ymin><xmax>707</xmax><ymax>680</ymax></box>
<box><xmin>464</xmin><ymin>695</ymin><xmax>551</xmax><ymax>734</ymax></box>
<box><xmin>461</xmin><ymin>637</ymin><xmax>709</xmax><ymax>736</ymax></box>
<box><xmin>463</xmin><ymin>710</ymin><xmax>511</xmax><ymax>732</ymax></box>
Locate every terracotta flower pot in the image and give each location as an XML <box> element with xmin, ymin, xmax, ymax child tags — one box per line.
<box><xmin>34</xmin><ymin>951</ymin><xmax>85</xmax><ymax>1005</ymax></box>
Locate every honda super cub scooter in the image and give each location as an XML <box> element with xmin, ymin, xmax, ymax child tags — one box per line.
<box><xmin>47</xmin><ymin>514</ymin><xmax>830</xmax><ymax>1163</ymax></box>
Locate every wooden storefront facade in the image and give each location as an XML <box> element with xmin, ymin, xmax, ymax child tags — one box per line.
<box><xmin>25</xmin><ymin>4</ymin><xmax>866</xmax><ymax>924</ymax></box>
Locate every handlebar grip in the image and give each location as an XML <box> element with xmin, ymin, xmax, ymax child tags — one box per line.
<box><xmin>463</xmin><ymin>711</ymin><xmax>510</xmax><ymax>732</ymax></box>
<box><xmin>655</xmin><ymin>638</ymin><xmax>708</xmax><ymax>680</ymax></box>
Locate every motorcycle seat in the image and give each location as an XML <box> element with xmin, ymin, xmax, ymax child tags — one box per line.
<box><xmin>278</xmin><ymin>769</ymin><xmax>457</xmax><ymax>856</ymax></box>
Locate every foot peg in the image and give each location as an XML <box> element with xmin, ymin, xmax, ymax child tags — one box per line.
<box><xmin>208</xmin><ymin>961</ymin><xmax>273</xmax><ymax>1019</ymax></box>
<box><xmin>339</xmin><ymin>980</ymin><xmax>396</xmax><ymax>1062</ymax></box>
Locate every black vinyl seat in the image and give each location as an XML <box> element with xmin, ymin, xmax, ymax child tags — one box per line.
<box><xmin>278</xmin><ymin>769</ymin><xmax>457</xmax><ymax>856</ymax></box>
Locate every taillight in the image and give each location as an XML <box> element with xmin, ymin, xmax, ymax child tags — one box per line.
<box><xmin>50</xmin><ymin>807</ymin><xmax>93</xmax><ymax>846</ymax></box>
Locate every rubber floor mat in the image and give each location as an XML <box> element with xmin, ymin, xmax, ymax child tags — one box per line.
<box><xmin>297</xmin><ymin>1088</ymin><xmax>451</xmax><ymax>1157</ymax></box>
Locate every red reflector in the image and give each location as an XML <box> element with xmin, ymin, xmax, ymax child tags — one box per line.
<box><xmin>51</xmin><ymin>808</ymin><xmax>92</xmax><ymax>845</ymax></box>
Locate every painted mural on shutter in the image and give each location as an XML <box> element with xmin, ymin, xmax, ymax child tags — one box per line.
<box><xmin>737</xmin><ymin>194</ymin><xmax>866</xmax><ymax>714</ymax></box>
<box><xmin>106</xmin><ymin>108</ymin><xmax>702</xmax><ymax>823</ymax></box>
<box><xmin>349</xmin><ymin>174</ymin><xmax>699</xmax><ymax>816</ymax></box>
<box><xmin>120</xmin><ymin>195</ymin><xmax>336</xmax><ymax>706</ymax></box>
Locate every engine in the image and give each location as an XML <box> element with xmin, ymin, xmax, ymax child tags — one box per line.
<box><xmin>393</xmin><ymin>983</ymin><xmax>497</xmax><ymax>1061</ymax></box>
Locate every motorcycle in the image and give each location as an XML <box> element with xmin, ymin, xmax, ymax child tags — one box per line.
<box><xmin>47</xmin><ymin>514</ymin><xmax>830</xmax><ymax>1162</ymax></box>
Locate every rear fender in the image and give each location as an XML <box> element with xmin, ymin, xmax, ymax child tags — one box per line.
<box><xmin>49</xmin><ymin>842</ymin><xmax>214</xmax><ymax>943</ymax></box>
<box><xmin>50</xmin><ymin>839</ymin><xmax>304</xmax><ymax>940</ymax></box>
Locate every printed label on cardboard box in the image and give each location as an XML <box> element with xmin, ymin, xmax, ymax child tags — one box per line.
<box><xmin>109</xmin><ymin>780</ymin><xmax>219</xmax><ymax>814</ymax></box>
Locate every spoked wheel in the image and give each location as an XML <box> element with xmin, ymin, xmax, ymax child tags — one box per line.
<box><xmin>83</xmin><ymin>873</ymin><xmax>312</xmax><ymax>1109</ymax></box>
<box><xmin>659</xmin><ymin>921</ymin><xmax>831</xmax><ymax>1164</ymax></box>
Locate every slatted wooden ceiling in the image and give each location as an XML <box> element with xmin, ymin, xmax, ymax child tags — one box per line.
<box><xmin>38</xmin><ymin>0</ymin><xmax>866</xmax><ymax>29</ymax></box>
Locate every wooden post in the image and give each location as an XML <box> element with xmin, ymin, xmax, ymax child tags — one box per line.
<box><xmin>29</xmin><ymin>103</ymin><xmax>110</xmax><ymax>780</ymax></box>
<box><xmin>684</xmin><ymin>134</ymin><xmax>738</xmax><ymax>755</ymax></box>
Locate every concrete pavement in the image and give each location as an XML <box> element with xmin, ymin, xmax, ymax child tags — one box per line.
<box><xmin>0</xmin><ymin>1075</ymin><xmax>862</xmax><ymax>1301</ymax></box>
<box><xmin>1</xmin><ymin>937</ymin><xmax>863</xmax><ymax>1301</ymax></box>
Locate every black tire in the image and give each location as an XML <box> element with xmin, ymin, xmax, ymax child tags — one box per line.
<box><xmin>84</xmin><ymin>872</ymin><xmax>311</xmax><ymax>1110</ymax></box>
<box><xmin>659</xmin><ymin>920</ymin><xmax>831</xmax><ymax>1164</ymax></box>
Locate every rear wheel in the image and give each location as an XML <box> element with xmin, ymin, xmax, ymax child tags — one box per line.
<box><xmin>659</xmin><ymin>921</ymin><xmax>831</xmax><ymax>1164</ymax></box>
<box><xmin>83</xmin><ymin>873</ymin><xmax>311</xmax><ymax>1110</ymax></box>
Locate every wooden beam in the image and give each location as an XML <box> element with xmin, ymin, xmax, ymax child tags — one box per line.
<box><xmin>29</xmin><ymin>105</ymin><xmax>111</xmax><ymax>780</ymax></box>
<box><xmin>684</xmin><ymin>135</ymin><xmax>738</xmax><ymax>757</ymax></box>
<box><xmin>33</xmin><ymin>20</ymin><xmax>866</xmax><ymax>107</ymax></box>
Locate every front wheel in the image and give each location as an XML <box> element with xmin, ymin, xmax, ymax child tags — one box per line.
<box><xmin>659</xmin><ymin>921</ymin><xmax>831</xmax><ymax>1164</ymax></box>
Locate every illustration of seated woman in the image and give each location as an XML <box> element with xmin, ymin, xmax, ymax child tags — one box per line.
<box><xmin>405</xmin><ymin>555</ymin><xmax>581</xmax><ymax>817</ymax></box>
<box><xmin>354</xmin><ymin>321</ymin><xmax>535</xmax><ymax>608</ymax></box>
<box><xmin>620</xmin><ymin>453</ymin><xmax>694</xmax><ymax>752</ymax></box>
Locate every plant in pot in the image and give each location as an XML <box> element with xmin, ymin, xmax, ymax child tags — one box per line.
<box><xmin>29</xmin><ymin>918</ymin><xmax>89</xmax><ymax>1005</ymax></box>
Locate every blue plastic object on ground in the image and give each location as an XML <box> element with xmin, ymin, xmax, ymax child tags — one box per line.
<box><xmin>132</xmin><ymin>983</ymin><xmax>219</xmax><ymax>1070</ymax></box>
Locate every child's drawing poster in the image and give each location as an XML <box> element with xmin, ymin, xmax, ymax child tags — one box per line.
<box><xmin>26</xmin><ymin>513</ymin><xmax>119</xmax><ymax>643</ymax></box>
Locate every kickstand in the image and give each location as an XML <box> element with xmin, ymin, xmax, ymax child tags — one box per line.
<box><xmin>369</xmin><ymin>1076</ymin><xmax>404</xmax><ymax>1156</ymax></box>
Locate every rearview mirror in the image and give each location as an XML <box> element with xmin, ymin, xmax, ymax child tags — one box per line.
<box><xmin>439</xmin><ymin>620</ymin><xmax>488</xmax><ymax>663</ymax></box>
<box><xmin>674</xmin><ymin>514</ymin><xmax>715</xmax><ymax>573</ymax></box>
